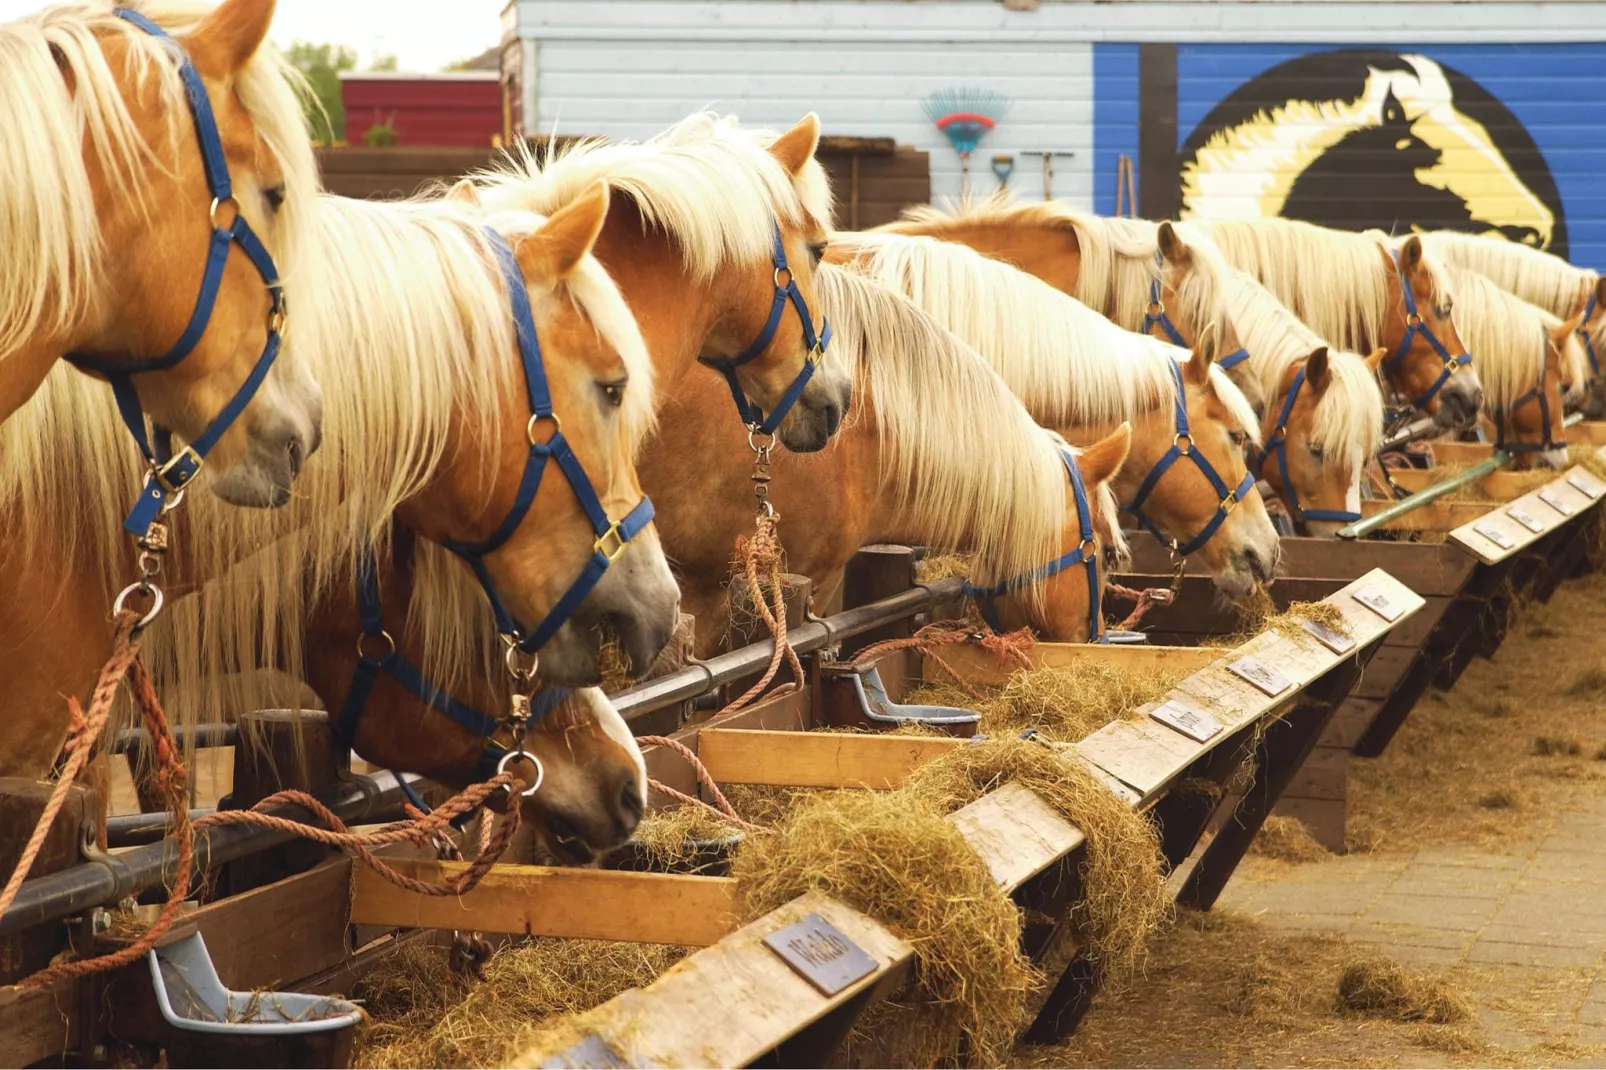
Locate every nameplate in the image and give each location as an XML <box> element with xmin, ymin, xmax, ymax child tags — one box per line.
<box><xmin>1473</xmin><ymin>522</ymin><xmax>1516</xmax><ymax>550</ymax></box>
<box><xmin>1352</xmin><ymin>585</ymin><xmax>1404</xmax><ymax>622</ymax></box>
<box><xmin>1507</xmin><ymin>503</ymin><xmax>1545</xmax><ymax>533</ymax></box>
<box><xmin>764</xmin><ymin>913</ymin><xmax>879</xmax><ymax>996</ymax></box>
<box><xmin>1538</xmin><ymin>486</ymin><xmax>1575</xmax><ymax>516</ymax></box>
<box><xmin>1568</xmin><ymin>471</ymin><xmax>1606</xmax><ymax>500</ymax></box>
<box><xmin>1301</xmin><ymin>617</ymin><xmax>1357</xmax><ymax>654</ymax></box>
<box><xmin>1227</xmin><ymin>655</ymin><xmax>1293</xmax><ymax>697</ymax></box>
<box><xmin>539</xmin><ymin>1035</ymin><xmax>635</xmax><ymax>1069</ymax></box>
<box><xmin>1149</xmin><ymin>699</ymin><xmax>1224</xmax><ymax>743</ymax></box>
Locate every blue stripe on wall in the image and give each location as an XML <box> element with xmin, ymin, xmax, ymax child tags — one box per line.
<box><xmin>1093</xmin><ymin>43</ymin><xmax>1139</xmax><ymax>217</ymax></box>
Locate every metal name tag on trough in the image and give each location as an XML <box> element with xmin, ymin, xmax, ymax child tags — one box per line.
<box><xmin>1149</xmin><ymin>698</ymin><xmax>1223</xmax><ymax>742</ymax></box>
<box><xmin>1568</xmin><ymin>471</ymin><xmax>1606</xmax><ymax>499</ymax></box>
<box><xmin>1538</xmin><ymin>486</ymin><xmax>1575</xmax><ymax>515</ymax></box>
<box><xmin>1300</xmin><ymin>617</ymin><xmax>1357</xmax><ymax>654</ymax></box>
<box><xmin>1227</xmin><ymin>655</ymin><xmax>1293</xmax><ymax>697</ymax></box>
<box><xmin>1473</xmin><ymin>522</ymin><xmax>1516</xmax><ymax>551</ymax></box>
<box><xmin>538</xmin><ymin>1034</ymin><xmax>637</xmax><ymax>1069</ymax></box>
<box><xmin>1508</xmin><ymin>503</ymin><xmax>1546</xmax><ymax>533</ymax></box>
<box><xmin>1352</xmin><ymin>586</ymin><xmax>1404</xmax><ymax>622</ymax></box>
<box><xmin>764</xmin><ymin>912</ymin><xmax>879</xmax><ymax>996</ymax></box>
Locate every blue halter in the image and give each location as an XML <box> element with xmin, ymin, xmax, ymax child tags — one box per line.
<box><xmin>1578</xmin><ymin>288</ymin><xmax>1601</xmax><ymax>381</ymax></box>
<box><xmin>1492</xmin><ymin>329</ymin><xmax>1563</xmax><ymax>456</ymax></box>
<box><xmin>64</xmin><ymin>9</ymin><xmax>286</xmax><ymax>539</ymax></box>
<box><xmin>1143</xmin><ymin>273</ymin><xmax>1250</xmax><ymax>370</ymax></box>
<box><xmin>1385</xmin><ymin>248</ymin><xmax>1472</xmax><ymax>412</ymax></box>
<box><xmin>698</xmin><ymin>223</ymin><xmax>831</xmax><ymax>436</ymax></box>
<box><xmin>1124</xmin><ymin>360</ymin><xmax>1256</xmax><ymax>557</ymax></box>
<box><xmin>441</xmin><ymin>229</ymin><xmax>656</xmax><ymax>658</ymax></box>
<box><xmin>962</xmin><ymin>451</ymin><xmax>1105</xmax><ymax>643</ymax></box>
<box><xmin>1257</xmin><ymin>367</ymin><xmax>1361</xmax><ymax>526</ymax></box>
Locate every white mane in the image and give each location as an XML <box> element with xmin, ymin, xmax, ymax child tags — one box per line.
<box><xmin>1447</xmin><ymin>265</ymin><xmax>1575</xmax><ymax>415</ymax></box>
<box><xmin>1422</xmin><ymin>231</ymin><xmax>1605</xmax><ymax>358</ymax></box>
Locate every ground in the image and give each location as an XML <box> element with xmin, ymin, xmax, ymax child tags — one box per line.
<box><xmin>1015</xmin><ymin>567</ymin><xmax>1606</xmax><ymax>1069</ymax></box>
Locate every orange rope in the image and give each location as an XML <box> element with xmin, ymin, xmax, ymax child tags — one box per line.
<box><xmin>638</xmin><ymin>735</ymin><xmax>762</xmax><ymax>832</ymax></box>
<box><xmin>856</xmin><ymin>622</ymin><xmax>1036</xmax><ymax>700</ymax></box>
<box><xmin>1105</xmin><ymin>583</ymin><xmax>1173</xmax><ymax>631</ymax></box>
<box><xmin>718</xmin><ymin>515</ymin><xmax>804</xmax><ymax>717</ymax></box>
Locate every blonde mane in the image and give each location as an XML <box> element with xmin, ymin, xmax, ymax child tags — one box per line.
<box><xmin>1446</xmin><ymin>265</ymin><xmax>1573</xmax><ymax>415</ymax></box>
<box><xmin>0</xmin><ymin>0</ymin><xmax>319</xmax><ymax>360</ymax></box>
<box><xmin>815</xmin><ymin>264</ymin><xmax>1070</xmax><ymax>587</ymax></box>
<box><xmin>473</xmin><ymin>112</ymin><xmax>833</xmax><ymax>280</ymax></box>
<box><xmin>1422</xmin><ymin>231</ymin><xmax>1606</xmax><ymax>356</ymax></box>
<box><xmin>1189</xmin><ymin>218</ymin><xmax>1453</xmax><ymax>357</ymax></box>
<box><xmin>1208</xmin><ymin>262</ymin><xmax>1384</xmax><ymax>461</ymax></box>
<box><xmin>885</xmin><ymin>192</ymin><xmax>1227</xmax><ymax>339</ymax></box>
<box><xmin>829</xmin><ymin>230</ymin><xmax>1261</xmax><ymax>440</ymax></box>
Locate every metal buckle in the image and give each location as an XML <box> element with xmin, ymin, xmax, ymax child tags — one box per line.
<box><xmin>153</xmin><ymin>446</ymin><xmax>203</xmax><ymax>493</ymax></box>
<box><xmin>527</xmin><ymin>413</ymin><xmax>562</xmax><ymax>447</ymax></box>
<box><xmin>594</xmin><ymin>522</ymin><xmax>628</xmax><ymax>563</ymax></box>
<box><xmin>1220</xmin><ymin>492</ymin><xmax>1240</xmax><ymax>515</ymax></box>
<box><xmin>807</xmin><ymin>338</ymin><xmax>826</xmax><ymax>363</ymax></box>
<box><xmin>269</xmin><ymin>302</ymin><xmax>288</xmax><ymax>336</ymax></box>
<box><xmin>356</xmin><ymin>630</ymin><xmax>396</xmax><ymax>665</ymax></box>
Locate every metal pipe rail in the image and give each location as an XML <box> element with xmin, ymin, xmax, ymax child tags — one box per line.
<box><xmin>113</xmin><ymin>723</ymin><xmax>237</xmax><ymax>755</ymax></box>
<box><xmin>0</xmin><ymin>770</ymin><xmax>415</xmax><ymax>938</ymax></box>
<box><xmin>614</xmin><ymin>576</ymin><xmax>964</xmax><ymax>723</ymax></box>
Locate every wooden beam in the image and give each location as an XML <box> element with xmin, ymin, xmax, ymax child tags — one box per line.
<box><xmin>697</xmin><ymin>728</ymin><xmax>963</xmax><ymax>789</ymax></box>
<box><xmin>1362</xmin><ymin>498</ymin><xmax>1498</xmax><ymax>532</ymax></box>
<box><xmin>349</xmin><ymin>862</ymin><xmax>738</xmax><ymax>947</ymax></box>
<box><xmin>1421</xmin><ymin>441</ymin><xmax>1495</xmax><ymax>465</ymax></box>
<box><xmin>1567</xmin><ymin>420</ymin><xmax>1606</xmax><ymax>445</ymax></box>
<box><xmin>1385</xmin><ymin>467</ymin><xmax>1543</xmax><ymax>501</ymax></box>
<box><xmin>1448</xmin><ymin>469</ymin><xmax>1603</xmax><ymax>564</ymax></box>
<box><xmin>950</xmin><ymin>781</ymin><xmax>1085</xmax><ymax>887</ymax></box>
<box><xmin>924</xmin><ymin>642</ymin><xmax>1221</xmax><ymax>687</ymax></box>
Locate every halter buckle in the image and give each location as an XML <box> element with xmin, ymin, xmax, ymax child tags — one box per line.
<box><xmin>807</xmin><ymin>338</ymin><xmax>826</xmax><ymax>364</ymax></box>
<box><xmin>269</xmin><ymin>303</ymin><xmax>288</xmax><ymax>336</ymax></box>
<box><xmin>153</xmin><ymin>445</ymin><xmax>204</xmax><ymax>493</ymax></box>
<box><xmin>594</xmin><ymin>522</ymin><xmax>629</xmax><ymax>563</ymax></box>
<box><xmin>208</xmin><ymin>195</ymin><xmax>240</xmax><ymax>230</ymax></box>
<box><xmin>356</xmin><ymin>630</ymin><xmax>396</xmax><ymax>665</ymax></box>
<box><xmin>1220</xmin><ymin>492</ymin><xmax>1240</xmax><ymax>516</ymax></box>
<box><xmin>527</xmin><ymin>413</ymin><xmax>562</xmax><ymax>447</ymax></box>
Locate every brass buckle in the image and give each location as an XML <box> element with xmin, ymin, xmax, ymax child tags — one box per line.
<box><xmin>807</xmin><ymin>338</ymin><xmax>826</xmax><ymax>364</ymax></box>
<box><xmin>153</xmin><ymin>446</ymin><xmax>203</xmax><ymax>493</ymax></box>
<box><xmin>268</xmin><ymin>303</ymin><xmax>288</xmax><ymax>335</ymax></box>
<box><xmin>1220</xmin><ymin>492</ymin><xmax>1240</xmax><ymax>515</ymax></box>
<box><xmin>595</xmin><ymin>522</ymin><xmax>628</xmax><ymax>563</ymax></box>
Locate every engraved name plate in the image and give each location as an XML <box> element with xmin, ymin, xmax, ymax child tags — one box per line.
<box><xmin>764</xmin><ymin>913</ymin><xmax>879</xmax><ymax>996</ymax></box>
<box><xmin>1507</xmin><ymin>503</ymin><xmax>1546</xmax><ymax>533</ymax></box>
<box><xmin>1352</xmin><ymin>585</ymin><xmax>1404</xmax><ymax>622</ymax></box>
<box><xmin>1149</xmin><ymin>699</ymin><xmax>1224</xmax><ymax>743</ymax></box>
<box><xmin>1227</xmin><ymin>655</ymin><xmax>1293</xmax><ymax>697</ymax></box>
<box><xmin>1473</xmin><ymin>522</ymin><xmax>1516</xmax><ymax>550</ymax></box>
<box><xmin>1301</xmin><ymin>617</ymin><xmax>1357</xmax><ymax>654</ymax></box>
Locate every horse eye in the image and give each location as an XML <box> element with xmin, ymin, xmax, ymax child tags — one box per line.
<box><xmin>599</xmin><ymin>381</ymin><xmax>625</xmax><ymax>408</ymax></box>
<box><xmin>1229</xmin><ymin>430</ymin><xmax>1250</xmax><ymax>447</ymax></box>
<box><xmin>808</xmin><ymin>242</ymin><xmax>826</xmax><ymax>264</ymax></box>
<box><xmin>263</xmin><ymin>184</ymin><xmax>286</xmax><ymax>213</ymax></box>
<box><xmin>1309</xmin><ymin>444</ymin><xmax>1326</xmax><ymax>461</ymax></box>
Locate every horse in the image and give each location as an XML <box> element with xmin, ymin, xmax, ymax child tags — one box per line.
<box><xmin>0</xmin><ymin>184</ymin><xmax>679</xmax><ymax>792</ymax></box>
<box><xmin>0</xmin><ymin>0</ymin><xmax>323</xmax><ymax>505</ymax></box>
<box><xmin>1442</xmin><ymin>266</ymin><xmax>1582</xmax><ymax>470</ymax></box>
<box><xmin>1182</xmin><ymin>220</ymin><xmax>1483</xmax><ymax>432</ymax></box>
<box><xmin>1420</xmin><ymin>230</ymin><xmax>1606</xmax><ymax>419</ymax></box>
<box><xmin>1208</xmin><ymin>264</ymin><xmax>1387</xmax><ymax>536</ymax></box>
<box><xmin>877</xmin><ymin>194</ymin><xmax>1265</xmax><ymax>413</ymax></box>
<box><xmin>636</xmin><ymin>265</ymin><xmax>1132</xmax><ymax>654</ymax></box>
<box><xmin>825</xmin><ymin>231</ymin><xmax>1279</xmax><ymax>598</ymax></box>
<box><xmin>473</xmin><ymin>112</ymin><xmax>852</xmax><ymax>454</ymax></box>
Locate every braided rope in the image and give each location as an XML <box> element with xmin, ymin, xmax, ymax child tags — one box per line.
<box><xmin>637</xmin><ymin>735</ymin><xmax>762</xmax><ymax>832</ymax></box>
<box><xmin>856</xmin><ymin>622</ymin><xmax>1036</xmax><ymax>700</ymax></box>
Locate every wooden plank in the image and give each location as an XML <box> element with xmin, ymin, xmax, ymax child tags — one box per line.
<box><xmin>1424</xmin><ymin>441</ymin><xmax>1496</xmax><ymax>465</ymax></box>
<box><xmin>0</xmin><ymin>981</ymin><xmax>77</xmax><ymax>1068</ymax></box>
<box><xmin>1076</xmin><ymin>569</ymin><xmax>1423</xmax><ymax>802</ymax></box>
<box><xmin>1449</xmin><ymin>468</ymin><xmax>1604</xmax><ymax>564</ymax></box>
<box><xmin>1122</xmin><ymin>535</ymin><xmax>1474</xmax><ymax>594</ymax></box>
<box><xmin>1278</xmin><ymin>745</ymin><xmax>1349</xmax><ymax>802</ymax></box>
<box><xmin>697</xmin><ymin>728</ymin><xmax>963</xmax><ymax>789</ymax></box>
<box><xmin>948</xmin><ymin>781</ymin><xmax>1086</xmax><ymax>889</ymax></box>
<box><xmin>1386</xmin><ymin>467</ymin><xmax>1546</xmax><ymax>500</ymax></box>
<box><xmin>350</xmin><ymin>862</ymin><xmax>739</xmax><ymax>947</ymax></box>
<box><xmin>1364</xmin><ymin>498</ymin><xmax>1501</xmax><ymax>532</ymax></box>
<box><xmin>923</xmin><ymin>642</ymin><xmax>1220</xmax><ymax>688</ymax></box>
<box><xmin>1567</xmin><ymin>420</ymin><xmax>1606</xmax><ymax>445</ymax></box>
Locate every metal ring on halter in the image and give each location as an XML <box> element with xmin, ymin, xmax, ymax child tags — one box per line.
<box><xmin>503</xmin><ymin>642</ymin><xmax>539</xmax><ymax>682</ymax></box>
<box><xmin>496</xmin><ymin>749</ymin><xmax>545</xmax><ymax>797</ymax></box>
<box><xmin>356</xmin><ymin>630</ymin><xmax>396</xmax><ymax>664</ymax></box>
<box><xmin>748</xmin><ymin>427</ymin><xmax>777</xmax><ymax>453</ymax></box>
<box><xmin>112</xmin><ymin>582</ymin><xmax>165</xmax><ymax>630</ymax></box>
<box><xmin>269</xmin><ymin>303</ymin><xmax>288</xmax><ymax>335</ymax></box>
<box><xmin>1147</xmin><ymin>300</ymin><xmax>1165</xmax><ymax>316</ymax></box>
<box><xmin>527</xmin><ymin>413</ymin><xmax>561</xmax><ymax>446</ymax></box>
<box><xmin>773</xmin><ymin>265</ymin><xmax>793</xmax><ymax>290</ymax></box>
<box><xmin>1405</xmin><ymin>312</ymin><xmax>1423</xmax><ymax>328</ymax></box>
<box><xmin>1174</xmin><ymin>432</ymin><xmax>1193</xmax><ymax>454</ymax></box>
<box><xmin>1079</xmin><ymin>538</ymin><xmax>1098</xmax><ymax>559</ymax></box>
<box><xmin>209</xmin><ymin>195</ymin><xmax>240</xmax><ymax>229</ymax></box>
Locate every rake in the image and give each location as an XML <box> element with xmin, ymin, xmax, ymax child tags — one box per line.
<box><xmin>923</xmin><ymin>87</ymin><xmax>1011</xmax><ymax>196</ymax></box>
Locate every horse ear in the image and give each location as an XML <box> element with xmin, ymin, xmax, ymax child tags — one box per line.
<box><xmin>1363</xmin><ymin>346</ymin><xmax>1388</xmax><ymax>373</ymax></box>
<box><xmin>1399</xmin><ymin>235</ymin><xmax>1425</xmax><ymax>275</ymax></box>
<box><xmin>1078</xmin><ymin>423</ymin><xmax>1132</xmax><ymax>487</ymax></box>
<box><xmin>515</xmin><ymin>181</ymin><xmax>609</xmax><ymax>282</ymax></box>
<box><xmin>1157</xmin><ymin>222</ymin><xmax>1193</xmax><ymax>267</ymax></box>
<box><xmin>1556</xmin><ymin>307</ymin><xmax>1586</xmax><ymax>344</ymax></box>
<box><xmin>445</xmin><ymin>179</ymin><xmax>481</xmax><ymax>207</ymax></box>
<box><xmin>1185</xmin><ymin>322</ymin><xmax>1218</xmax><ymax>386</ymax></box>
<box><xmin>1593</xmin><ymin>275</ymin><xmax>1606</xmax><ymax>311</ymax></box>
<box><xmin>181</xmin><ymin>0</ymin><xmax>276</xmax><ymax>79</ymax></box>
<box><xmin>1305</xmin><ymin>347</ymin><xmax>1332</xmax><ymax>393</ymax></box>
<box><xmin>769</xmin><ymin>114</ymin><xmax>822</xmax><ymax>177</ymax></box>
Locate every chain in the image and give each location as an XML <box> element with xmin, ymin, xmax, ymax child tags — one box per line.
<box><xmin>748</xmin><ymin>426</ymin><xmax>777</xmax><ymax>520</ymax></box>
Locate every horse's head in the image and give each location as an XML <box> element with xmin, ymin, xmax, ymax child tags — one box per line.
<box><xmin>399</xmin><ymin>183</ymin><xmax>679</xmax><ymax>687</ymax></box>
<box><xmin>974</xmin><ymin>425</ymin><xmax>1132</xmax><ymax>642</ymax></box>
<box><xmin>513</xmin><ymin>689</ymin><xmax>647</xmax><ymax>864</ymax></box>
<box><xmin>1574</xmin><ymin>277</ymin><xmax>1606</xmax><ymax>419</ymax></box>
<box><xmin>1257</xmin><ymin>347</ymin><xmax>1385</xmax><ymax>537</ymax></box>
<box><xmin>1153</xmin><ymin>224</ymin><xmax>1262</xmax><ymax>413</ymax></box>
<box><xmin>696</xmin><ymin>114</ymin><xmax>852</xmax><ymax>452</ymax></box>
<box><xmin>1121</xmin><ymin>331</ymin><xmax>1279</xmax><ymax>599</ymax></box>
<box><xmin>1499</xmin><ymin>314</ymin><xmax>1576</xmax><ymax>470</ymax></box>
<box><xmin>55</xmin><ymin>0</ymin><xmax>323</xmax><ymax>506</ymax></box>
<box><xmin>1380</xmin><ymin>236</ymin><xmax>1482</xmax><ymax>430</ymax></box>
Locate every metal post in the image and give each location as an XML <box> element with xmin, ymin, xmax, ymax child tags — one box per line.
<box><xmin>1337</xmin><ymin>453</ymin><xmax>1510</xmax><ymax>540</ymax></box>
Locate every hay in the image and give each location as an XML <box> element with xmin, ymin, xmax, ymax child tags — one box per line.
<box><xmin>1566</xmin><ymin>665</ymin><xmax>1606</xmax><ymax>697</ymax></box>
<box><xmin>355</xmin><ymin>938</ymin><xmax>683</xmax><ymax>1068</ymax></box>
<box><xmin>630</xmin><ymin>805</ymin><xmax>742</xmax><ymax>870</ymax></box>
<box><xmin>915</xmin><ymin>552</ymin><xmax>974</xmax><ymax>583</ymax></box>
<box><xmin>1247</xmin><ymin>815</ymin><xmax>1331</xmax><ymax>863</ymax></box>
<box><xmin>905</xmin><ymin>737</ymin><xmax>1169</xmax><ymax>976</ymax></box>
<box><xmin>1209</xmin><ymin>598</ymin><xmax>1352</xmax><ymax>649</ymax></box>
<box><xmin>1335</xmin><ymin>958</ymin><xmax>1472</xmax><ymax>1024</ymax></box>
<box><xmin>730</xmin><ymin>787</ymin><xmax>1037</xmax><ymax>1067</ymax></box>
<box><xmin>1532</xmin><ymin>735</ymin><xmax>1584</xmax><ymax>757</ymax></box>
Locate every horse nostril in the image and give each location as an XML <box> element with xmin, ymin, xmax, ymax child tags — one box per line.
<box><xmin>619</xmin><ymin>780</ymin><xmax>644</xmax><ymax>830</ymax></box>
<box><xmin>285</xmin><ymin>435</ymin><xmax>305</xmax><ymax>479</ymax></box>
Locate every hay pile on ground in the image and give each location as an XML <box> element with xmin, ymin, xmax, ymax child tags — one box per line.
<box><xmin>1247</xmin><ymin>815</ymin><xmax>1331</xmax><ymax>863</ymax></box>
<box><xmin>1335</xmin><ymin>958</ymin><xmax>1472</xmax><ymax>1024</ymax></box>
<box><xmin>354</xmin><ymin>938</ymin><xmax>682</xmax><ymax>1068</ymax></box>
<box><xmin>904</xmin><ymin>659</ymin><xmax>1187</xmax><ymax>744</ymax></box>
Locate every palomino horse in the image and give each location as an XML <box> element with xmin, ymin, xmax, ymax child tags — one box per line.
<box><xmin>474</xmin><ymin>112</ymin><xmax>852</xmax><ymax>453</ymax></box>
<box><xmin>638</xmin><ymin>265</ymin><xmax>1132</xmax><ymax>654</ymax></box>
<box><xmin>1421</xmin><ymin>231</ymin><xmax>1606</xmax><ymax>418</ymax></box>
<box><xmin>879</xmin><ymin>195</ymin><xmax>1264</xmax><ymax>413</ymax></box>
<box><xmin>0</xmin><ymin>186</ymin><xmax>678</xmax><ymax>792</ymax></box>
<box><xmin>826</xmin><ymin>231</ymin><xmax>1279</xmax><ymax>598</ymax></box>
<box><xmin>1213</xmin><ymin>267</ymin><xmax>1387</xmax><ymax>536</ymax></box>
<box><xmin>0</xmin><ymin>0</ymin><xmax>323</xmax><ymax>505</ymax></box>
<box><xmin>1184</xmin><ymin>221</ymin><xmax>1483</xmax><ymax>432</ymax></box>
<box><xmin>1442</xmin><ymin>266</ymin><xmax>1582</xmax><ymax>470</ymax></box>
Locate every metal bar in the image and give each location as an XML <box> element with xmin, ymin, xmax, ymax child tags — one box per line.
<box><xmin>614</xmin><ymin>577</ymin><xmax>964</xmax><ymax>723</ymax></box>
<box><xmin>113</xmin><ymin>723</ymin><xmax>237</xmax><ymax>755</ymax></box>
<box><xmin>105</xmin><ymin>809</ymin><xmax>216</xmax><ymax>849</ymax></box>
<box><xmin>1338</xmin><ymin>453</ymin><xmax>1511</xmax><ymax>540</ymax></box>
<box><xmin>1378</xmin><ymin>415</ymin><xmax>1439</xmax><ymax>453</ymax></box>
<box><xmin>0</xmin><ymin>771</ymin><xmax>413</xmax><ymax>937</ymax></box>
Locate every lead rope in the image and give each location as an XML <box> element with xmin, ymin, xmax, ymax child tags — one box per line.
<box><xmin>856</xmin><ymin>622</ymin><xmax>1037</xmax><ymax>702</ymax></box>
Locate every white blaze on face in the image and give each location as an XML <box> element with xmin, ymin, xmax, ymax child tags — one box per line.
<box><xmin>1346</xmin><ymin>448</ymin><xmax>1364</xmax><ymax>515</ymax></box>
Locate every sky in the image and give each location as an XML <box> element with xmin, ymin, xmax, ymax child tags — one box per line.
<box><xmin>0</xmin><ymin>0</ymin><xmax>508</xmax><ymax>71</ymax></box>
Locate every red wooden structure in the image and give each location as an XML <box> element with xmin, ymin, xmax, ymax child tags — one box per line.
<box><xmin>340</xmin><ymin>72</ymin><xmax>501</xmax><ymax>148</ymax></box>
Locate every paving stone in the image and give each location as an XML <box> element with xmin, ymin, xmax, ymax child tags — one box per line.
<box><xmin>1245</xmin><ymin>885</ymin><xmax>1383</xmax><ymax>917</ymax></box>
<box><xmin>1477</xmin><ymin>924</ymin><xmax>1606</xmax><ymax>953</ymax></box>
<box><xmin>1490</xmin><ymin>899</ymin><xmax>1606</xmax><ymax>933</ymax></box>
<box><xmin>1348</xmin><ymin>920</ymin><xmax>1477</xmax><ymax>952</ymax></box>
<box><xmin>1411</xmin><ymin>846</ymin><xmax>1537</xmax><ymax>871</ymax></box>
<box><xmin>1467</xmin><ymin>940</ymin><xmax>1604</xmax><ymax>968</ymax></box>
<box><xmin>1578</xmin><ymin>1001</ymin><xmax>1606</xmax><ymax>1027</ymax></box>
<box><xmin>1387</xmin><ymin>864</ymin><xmax>1520</xmax><ymax>898</ymax></box>
<box><xmin>1251</xmin><ymin>911</ymin><xmax>1357</xmax><ymax>933</ymax></box>
<box><xmin>1524</xmin><ymin>850</ymin><xmax>1606</xmax><ymax>883</ymax></box>
<box><xmin>1531</xmin><ymin>836</ymin><xmax>1606</xmax><ymax>857</ymax></box>
<box><xmin>1362</xmin><ymin>892</ymin><xmax>1501</xmax><ymax>931</ymax></box>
